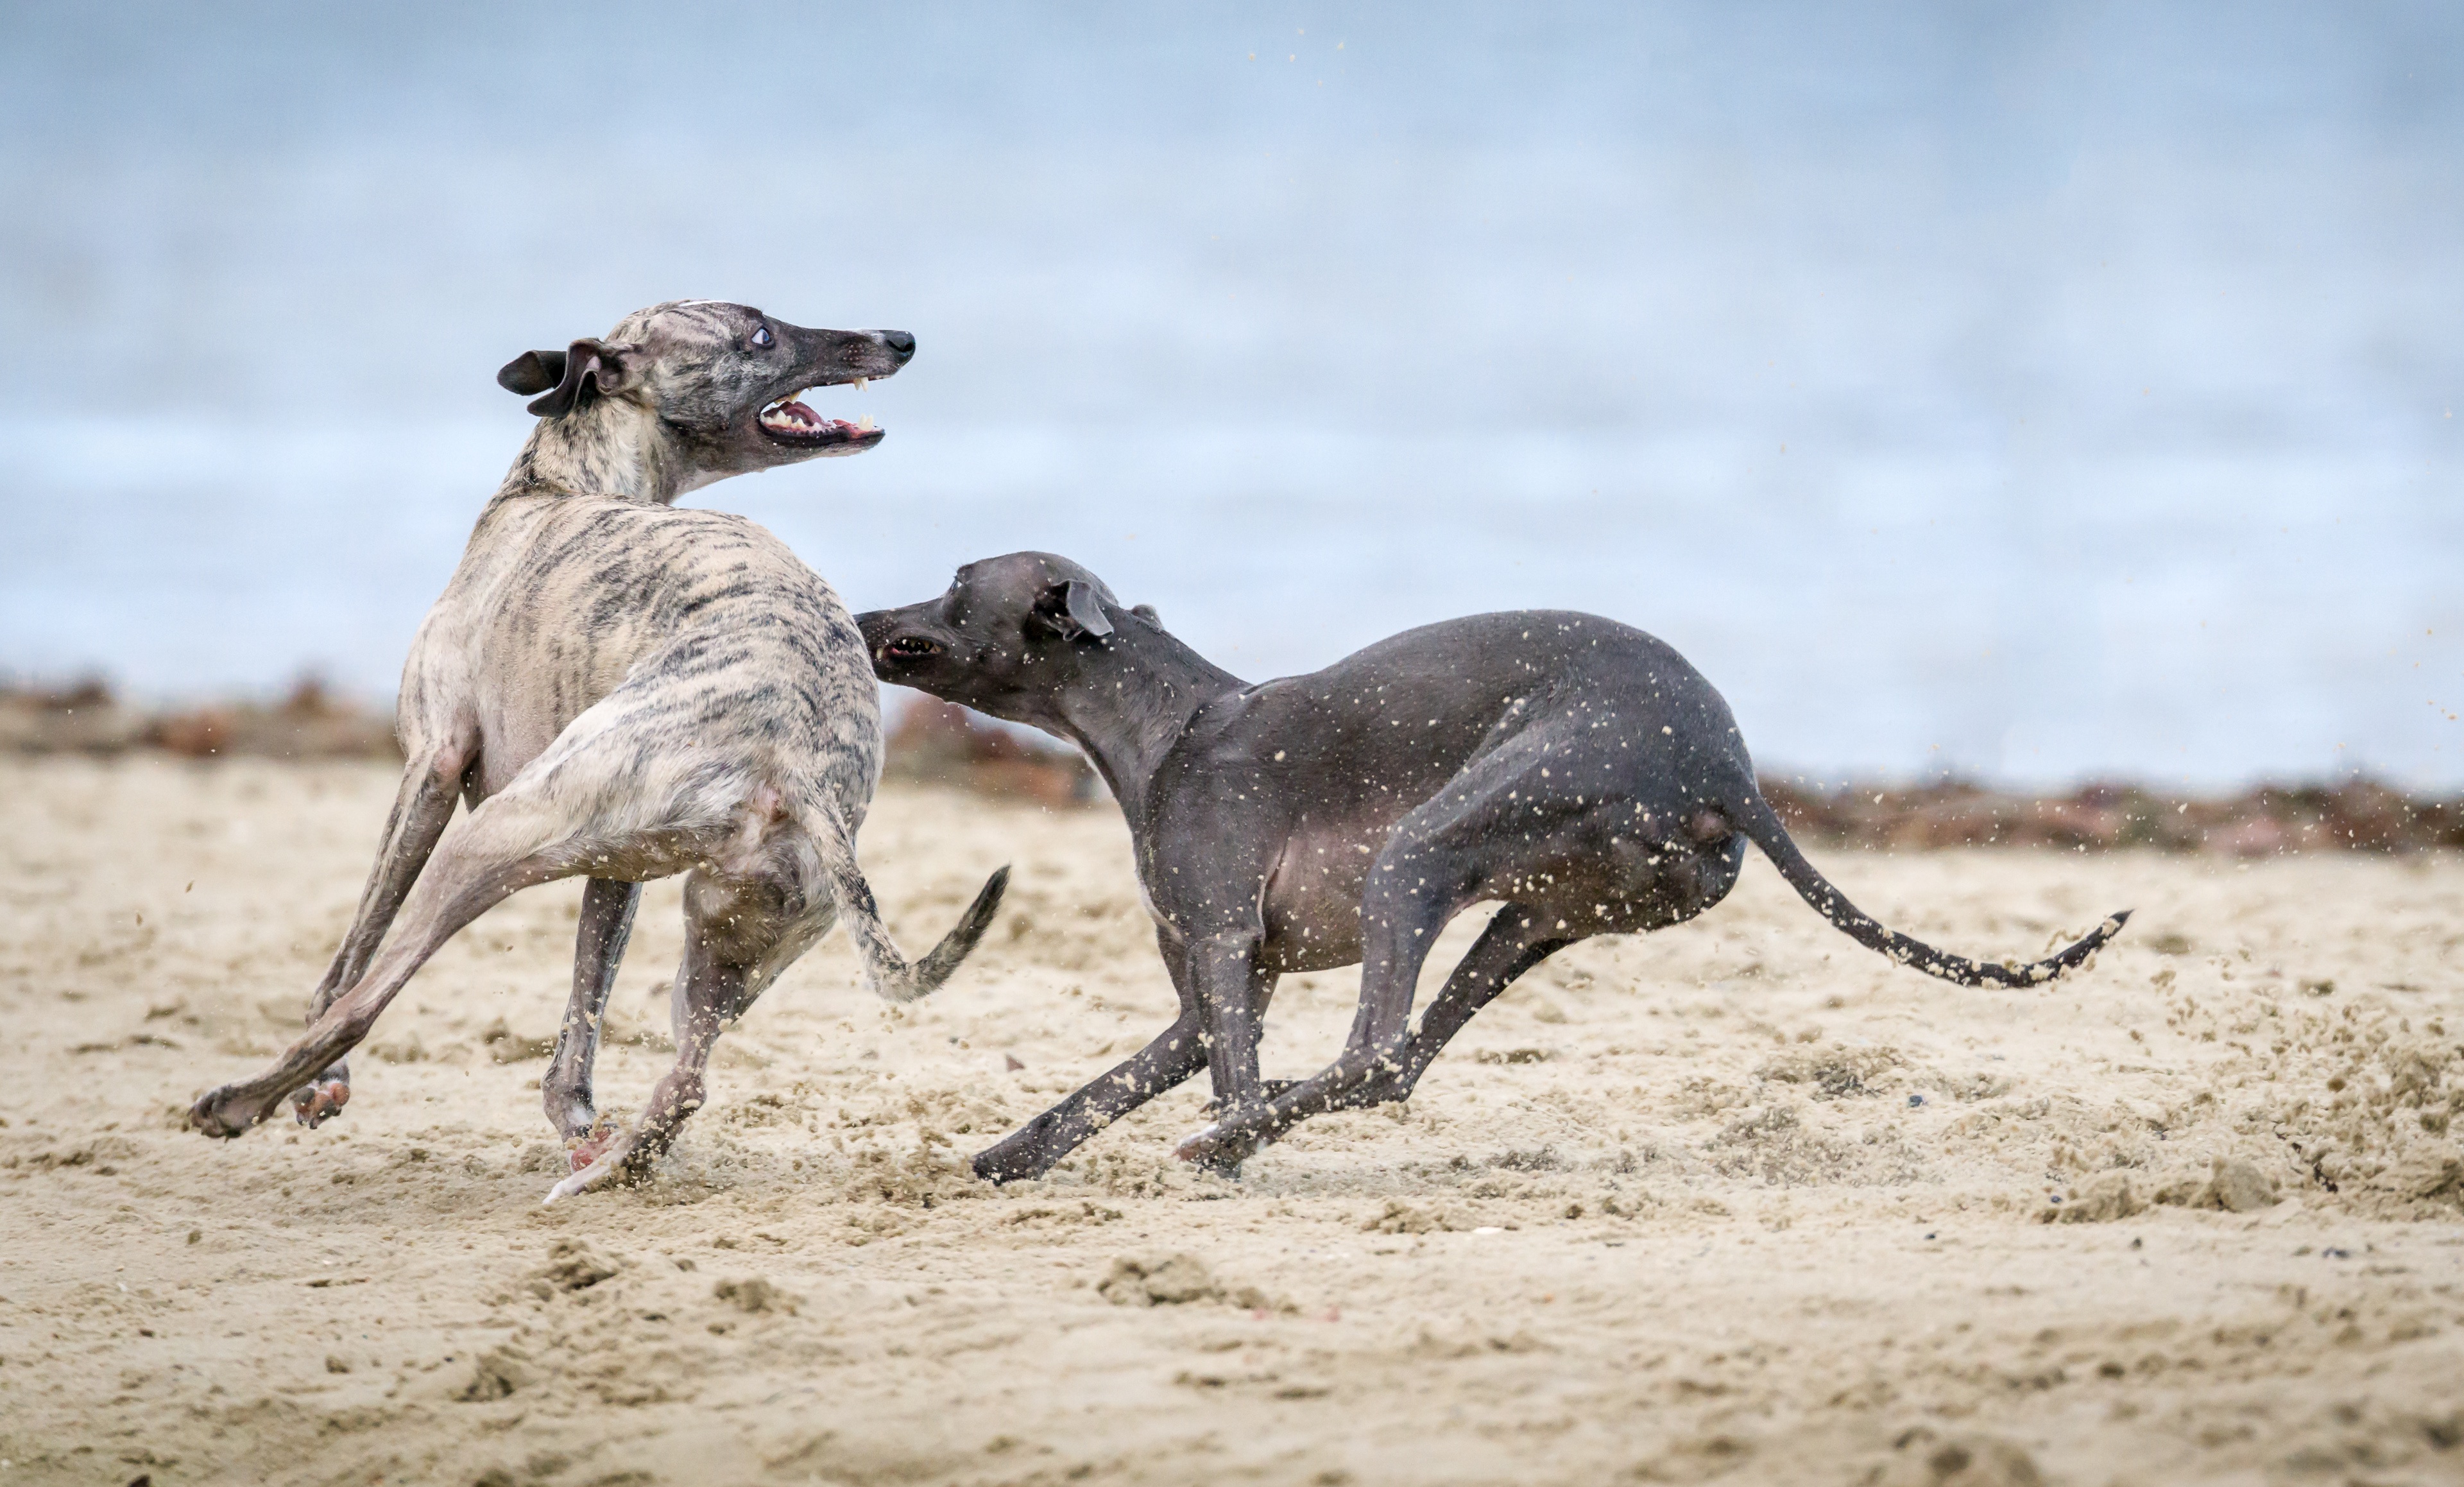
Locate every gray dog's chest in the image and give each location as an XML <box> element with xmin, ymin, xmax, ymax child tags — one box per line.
<box><xmin>1136</xmin><ymin>714</ymin><xmax>1484</xmax><ymax>969</ymax></box>
<box><xmin>1256</xmin><ymin>823</ymin><xmax>1382</xmax><ymax>970</ymax></box>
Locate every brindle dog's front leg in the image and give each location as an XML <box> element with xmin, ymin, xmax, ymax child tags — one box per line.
<box><xmin>974</xmin><ymin>932</ymin><xmax>1210</xmax><ymax>1183</ymax></box>
<box><xmin>291</xmin><ymin>748</ymin><xmax>466</xmax><ymax>1127</ymax></box>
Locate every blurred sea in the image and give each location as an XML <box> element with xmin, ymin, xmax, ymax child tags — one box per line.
<box><xmin>2</xmin><ymin>3</ymin><xmax>2458</xmax><ymax>787</ymax></box>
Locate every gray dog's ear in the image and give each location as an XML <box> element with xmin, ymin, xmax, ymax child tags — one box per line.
<box><xmin>496</xmin><ymin>349</ymin><xmax>567</xmax><ymax>397</ymax></box>
<box><xmin>1031</xmin><ymin>579</ymin><xmax>1114</xmax><ymax>640</ymax></box>
<box><xmin>517</xmin><ymin>338</ymin><xmax>640</xmax><ymax>418</ymax></box>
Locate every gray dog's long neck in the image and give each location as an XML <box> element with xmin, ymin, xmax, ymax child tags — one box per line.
<box><xmin>499</xmin><ymin>404</ymin><xmax>694</xmax><ymax>504</ymax></box>
<box><xmin>1048</xmin><ymin>625</ymin><xmax>1245</xmax><ymax>820</ymax></box>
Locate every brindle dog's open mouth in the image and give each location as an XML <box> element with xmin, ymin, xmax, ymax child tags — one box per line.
<box><xmin>757</xmin><ymin>374</ymin><xmax>888</xmax><ymax>451</ymax></box>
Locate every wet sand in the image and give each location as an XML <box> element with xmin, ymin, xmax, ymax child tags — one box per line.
<box><xmin>1</xmin><ymin>757</ymin><xmax>2458</xmax><ymax>1486</ymax></box>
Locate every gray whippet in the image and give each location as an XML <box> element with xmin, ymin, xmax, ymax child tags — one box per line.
<box><xmin>857</xmin><ymin>552</ymin><xmax>2126</xmax><ymax>1180</ymax></box>
<box><xmin>188</xmin><ymin>301</ymin><xmax>1007</xmax><ymax>1203</ymax></box>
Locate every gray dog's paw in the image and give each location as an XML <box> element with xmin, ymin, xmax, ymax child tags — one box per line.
<box><xmin>1172</xmin><ymin>1122</ymin><xmax>1251</xmax><ymax>1179</ymax></box>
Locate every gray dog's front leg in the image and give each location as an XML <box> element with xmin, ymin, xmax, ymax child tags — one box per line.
<box><xmin>1179</xmin><ymin>931</ymin><xmax>1274</xmax><ymax>1177</ymax></box>
<box><xmin>1180</xmin><ymin>839</ymin><xmax>1457</xmax><ymax>1170</ymax></box>
<box><xmin>975</xmin><ymin>934</ymin><xmax>1211</xmax><ymax>1182</ymax></box>
<box><xmin>971</xmin><ymin>1011</ymin><xmax>1209</xmax><ymax>1183</ymax></box>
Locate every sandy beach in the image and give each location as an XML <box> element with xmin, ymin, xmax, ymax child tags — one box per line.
<box><xmin>2</xmin><ymin>755</ymin><xmax>2459</xmax><ymax>1486</ymax></box>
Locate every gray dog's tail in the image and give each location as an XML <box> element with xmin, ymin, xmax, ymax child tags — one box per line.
<box><xmin>1724</xmin><ymin>790</ymin><xmax>2128</xmax><ymax>987</ymax></box>
<box><xmin>806</xmin><ymin>808</ymin><xmax>1009</xmax><ymax>1004</ymax></box>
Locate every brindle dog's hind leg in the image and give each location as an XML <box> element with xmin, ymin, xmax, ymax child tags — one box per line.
<box><xmin>292</xmin><ymin>746</ymin><xmax>470</xmax><ymax>1128</ymax></box>
<box><xmin>542</xmin><ymin>877</ymin><xmax>643</xmax><ymax>1146</ymax></box>
<box><xmin>549</xmin><ymin>864</ymin><xmax>832</xmax><ymax>1201</ymax></box>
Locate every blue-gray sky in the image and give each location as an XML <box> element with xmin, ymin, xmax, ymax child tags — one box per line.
<box><xmin>3</xmin><ymin>3</ymin><xmax>2458</xmax><ymax>785</ymax></box>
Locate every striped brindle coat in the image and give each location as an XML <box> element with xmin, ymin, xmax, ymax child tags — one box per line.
<box><xmin>188</xmin><ymin>300</ymin><xmax>1007</xmax><ymax>1203</ymax></box>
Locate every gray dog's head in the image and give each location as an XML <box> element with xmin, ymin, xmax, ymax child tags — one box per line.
<box><xmin>497</xmin><ymin>300</ymin><xmax>912</xmax><ymax>488</ymax></box>
<box><xmin>857</xmin><ymin>552</ymin><xmax>1160</xmax><ymax>726</ymax></box>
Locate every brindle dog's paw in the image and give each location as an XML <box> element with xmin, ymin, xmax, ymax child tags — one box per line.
<box><xmin>287</xmin><ymin>1058</ymin><xmax>352</xmax><ymax>1128</ymax></box>
<box><xmin>544</xmin><ymin>1123</ymin><xmax>653</xmax><ymax>1204</ymax></box>
<box><xmin>542</xmin><ymin>1155</ymin><xmax>613</xmax><ymax>1205</ymax></box>
<box><xmin>565</xmin><ymin>1115</ymin><xmax>622</xmax><ymax>1173</ymax></box>
<box><xmin>290</xmin><ymin>1078</ymin><xmax>350</xmax><ymax>1128</ymax></box>
<box><xmin>190</xmin><ymin>1083</ymin><xmax>279</xmax><ymax>1138</ymax></box>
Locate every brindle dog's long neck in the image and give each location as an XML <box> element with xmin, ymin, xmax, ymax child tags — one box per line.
<box><xmin>1042</xmin><ymin>624</ymin><xmax>1245</xmax><ymax>823</ymax></box>
<box><xmin>499</xmin><ymin>400</ymin><xmax>690</xmax><ymax>504</ymax></box>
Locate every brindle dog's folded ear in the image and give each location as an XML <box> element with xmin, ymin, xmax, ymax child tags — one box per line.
<box><xmin>496</xmin><ymin>349</ymin><xmax>567</xmax><ymax>397</ymax></box>
<box><xmin>1031</xmin><ymin>579</ymin><xmax>1115</xmax><ymax>640</ymax></box>
<box><xmin>509</xmin><ymin>339</ymin><xmax>640</xmax><ymax>418</ymax></box>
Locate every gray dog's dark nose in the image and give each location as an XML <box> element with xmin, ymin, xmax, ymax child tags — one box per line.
<box><xmin>881</xmin><ymin>331</ymin><xmax>916</xmax><ymax>361</ymax></box>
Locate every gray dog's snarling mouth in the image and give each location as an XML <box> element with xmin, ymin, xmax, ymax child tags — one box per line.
<box><xmin>757</xmin><ymin>377</ymin><xmax>886</xmax><ymax>451</ymax></box>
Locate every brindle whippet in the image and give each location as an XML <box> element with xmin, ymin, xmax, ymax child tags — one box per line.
<box><xmin>858</xmin><ymin>552</ymin><xmax>2125</xmax><ymax>1180</ymax></box>
<box><xmin>189</xmin><ymin>301</ymin><xmax>1007</xmax><ymax>1203</ymax></box>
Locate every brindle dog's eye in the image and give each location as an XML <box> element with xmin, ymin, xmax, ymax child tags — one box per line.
<box><xmin>750</xmin><ymin>325</ymin><xmax>773</xmax><ymax>348</ymax></box>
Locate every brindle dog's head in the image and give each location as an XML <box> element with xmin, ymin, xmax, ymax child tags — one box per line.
<box><xmin>857</xmin><ymin>552</ymin><xmax>1162</xmax><ymax>727</ymax></box>
<box><xmin>497</xmin><ymin>300</ymin><xmax>912</xmax><ymax>488</ymax></box>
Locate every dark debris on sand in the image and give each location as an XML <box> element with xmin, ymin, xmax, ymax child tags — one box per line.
<box><xmin>1762</xmin><ymin>775</ymin><xmax>2464</xmax><ymax>857</ymax></box>
<box><xmin>0</xmin><ymin>676</ymin><xmax>399</xmax><ymax>760</ymax></box>
<box><xmin>6</xmin><ymin>679</ymin><xmax>2453</xmax><ymax>853</ymax></box>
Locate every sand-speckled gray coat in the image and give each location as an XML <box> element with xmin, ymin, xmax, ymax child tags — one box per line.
<box><xmin>860</xmin><ymin>553</ymin><xmax>2124</xmax><ymax>1181</ymax></box>
<box><xmin>187</xmin><ymin>301</ymin><xmax>1006</xmax><ymax>1203</ymax></box>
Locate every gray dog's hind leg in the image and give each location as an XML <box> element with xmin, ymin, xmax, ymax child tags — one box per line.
<box><xmin>1178</xmin><ymin>739</ymin><xmax>1574</xmax><ymax>1168</ymax></box>
<box><xmin>542</xmin><ymin>877</ymin><xmax>642</xmax><ymax>1144</ymax></box>
<box><xmin>291</xmin><ymin>750</ymin><xmax>467</xmax><ymax>1128</ymax></box>
<box><xmin>1344</xmin><ymin>904</ymin><xmax>1571</xmax><ymax>1108</ymax></box>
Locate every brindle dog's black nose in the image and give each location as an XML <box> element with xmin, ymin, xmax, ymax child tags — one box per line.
<box><xmin>880</xmin><ymin>330</ymin><xmax>916</xmax><ymax>361</ymax></box>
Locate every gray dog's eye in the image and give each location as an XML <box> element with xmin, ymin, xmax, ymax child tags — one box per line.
<box><xmin>750</xmin><ymin>325</ymin><xmax>773</xmax><ymax>348</ymax></box>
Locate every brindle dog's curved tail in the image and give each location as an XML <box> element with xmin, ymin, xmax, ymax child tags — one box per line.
<box><xmin>804</xmin><ymin>804</ymin><xmax>1010</xmax><ymax>1003</ymax></box>
<box><xmin>1722</xmin><ymin>791</ymin><xmax>2128</xmax><ymax>986</ymax></box>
